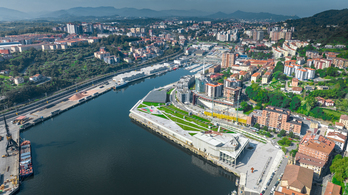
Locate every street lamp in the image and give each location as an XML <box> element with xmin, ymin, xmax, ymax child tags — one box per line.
<box><xmin>14</xmin><ymin>103</ymin><xmax>17</xmax><ymax>115</ymax></box>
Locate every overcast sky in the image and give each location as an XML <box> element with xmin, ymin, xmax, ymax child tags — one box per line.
<box><xmin>2</xmin><ymin>0</ymin><xmax>348</xmax><ymax>17</ymax></box>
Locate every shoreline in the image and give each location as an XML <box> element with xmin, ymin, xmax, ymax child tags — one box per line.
<box><xmin>2</xmin><ymin>68</ymin><xmax>176</xmax><ymax>195</ymax></box>
<box><xmin>130</xmin><ymin>86</ymin><xmax>285</xmax><ymax>195</ymax></box>
<box><xmin>129</xmin><ymin>111</ymin><xmax>242</xmax><ymax>178</ymax></box>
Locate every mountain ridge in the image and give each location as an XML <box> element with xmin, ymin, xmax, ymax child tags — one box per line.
<box><xmin>0</xmin><ymin>6</ymin><xmax>300</xmax><ymax>22</ymax></box>
<box><xmin>284</xmin><ymin>9</ymin><xmax>348</xmax><ymax>44</ymax></box>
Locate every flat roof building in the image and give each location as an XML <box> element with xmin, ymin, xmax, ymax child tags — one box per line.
<box><xmin>246</xmin><ymin>106</ymin><xmax>302</xmax><ymax>134</ymax></box>
<box><xmin>192</xmin><ymin>131</ymin><xmax>249</xmax><ymax>167</ymax></box>
<box><xmin>143</xmin><ymin>90</ymin><xmax>167</xmax><ymax>103</ymax></box>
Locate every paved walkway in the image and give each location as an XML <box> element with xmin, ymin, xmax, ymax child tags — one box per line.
<box><xmin>133</xmin><ymin>105</ymin><xmax>193</xmax><ymax>141</ymax></box>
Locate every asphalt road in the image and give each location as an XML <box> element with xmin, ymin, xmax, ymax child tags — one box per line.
<box><xmin>263</xmin><ymin>157</ymin><xmax>288</xmax><ymax>195</ymax></box>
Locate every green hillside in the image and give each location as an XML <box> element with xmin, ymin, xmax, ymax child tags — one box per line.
<box><xmin>285</xmin><ymin>9</ymin><xmax>348</xmax><ymax>45</ymax></box>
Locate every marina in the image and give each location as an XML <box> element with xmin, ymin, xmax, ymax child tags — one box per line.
<box><xmin>190</xmin><ymin>64</ymin><xmax>214</xmax><ymax>73</ymax></box>
<box><xmin>185</xmin><ymin>63</ymin><xmax>201</xmax><ymax>70</ymax></box>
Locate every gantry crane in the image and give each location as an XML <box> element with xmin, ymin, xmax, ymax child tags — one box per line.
<box><xmin>3</xmin><ymin>115</ymin><xmax>18</xmax><ymax>157</ymax></box>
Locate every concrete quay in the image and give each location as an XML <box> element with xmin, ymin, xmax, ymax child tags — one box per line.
<box><xmin>131</xmin><ymin>87</ymin><xmax>285</xmax><ymax>195</ymax></box>
<box><xmin>0</xmin><ymin>68</ymin><xmax>175</xmax><ymax>194</ymax></box>
<box><xmin>129</xmin><ymin>112</ymin><xmax>242</xmax><ymax>177</ymax></box>
<box><xmin>0</xmin><ymin>80</ymin><xmax>117</xmax><ymax>194</ymax></box>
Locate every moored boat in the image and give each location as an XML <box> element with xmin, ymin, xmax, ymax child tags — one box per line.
<box><xmin>20</xmin><ymin>140</ymin><xmax>33</xmax><ymax>179</ymax></box>
<box><xmin>116</xmin><ymin>81</ymin><xmax>128</xmax><ymax>88</ymax></box>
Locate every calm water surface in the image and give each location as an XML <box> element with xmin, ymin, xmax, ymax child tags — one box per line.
<box><xmin>19</xmin><ymin>69</ymin><xmax>237</xmax><ymax>195</ymax></box>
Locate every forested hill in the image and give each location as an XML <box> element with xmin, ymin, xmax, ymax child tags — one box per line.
<box><xmin>285</xmin><ymin>9</ymin><xmax>348</xmax><ymax>45</ymax></box>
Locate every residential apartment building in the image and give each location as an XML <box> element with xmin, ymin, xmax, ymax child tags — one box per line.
<box><xmin>209</xmin><ymin>65</ymin><xmax>221</xmax><ymax>73</ymax></box>
<box><xmin>67</xmin><ymin>23</ymin><xmax>82</xmax><ymax>34</ymax></box>
<box><xmin>252</xmin><ymin>30</ymin><xmax>264</xmax><ymax>41</ymax></box>
<box><xmin>270</xmin><ymin>31</ymin><xmax>285</xmax><ymax>41</ymax></box>
<box><xmin>221</xmin><ymin>52</ymin><xmax>235</xmax><ymax>68</ymax></box>
<box><xmin>103</xmin><ymin>55</ymin><xmax>120</xmax><ymax>64</ymax></box>
<box><xmin>332</xmin><ymin>57</ymin><xmax>348</xmax><ymax>68</ymax></box>
<box><xmin>224</xmin><ymin>87</ymin><xmax>241</xmax><ymax>105</ymax></box>
<box><xmin>275</xmin><ymin>164</ymin><xmax>313</xmax><ymax>195</ymax></box>
<box><xmin>285</xmin><ymin>32</ymin><xmax>292</xmax><ymax>40</ymax></box>
<box><xmin>246</xmin><ymin>106</ymin><xmax>302</xmax><ymax>134</ymax></box>
<box><xmin>284</xmin><ymin>64</ymin><xmax>315</xmax><ymax>81</ymax></box>
<box><xmin>295</xmin><ymin>132</ymin><xmax>335</xmax><ymax>177</ymax></box>
<box><xmin>305</xmin><ymin>51</ymin><xmax>320</xmax><ymax>59</ymax></box>
<box><xmin>251</xmin><ymin>72</ymin><xmax>261</xmax><ymax>83</ymax></box>
<box><xmin>262</xmin><ymin>71</ymin><xmax>271</xmax><ymax>84</ymax></box>
<box><xmin>339</xmin><ymin>115</ymin><xmax>348</xmax><ymax>129</ymax></box>
<box><xmin>205</xmin><ymin>83</ymin><xmax>223</xmax><ymax>98</ymax></box>
<box><xmin>224</xmin><ymin>78</ymin><xmax>242</xmax><ymax>88</ymax></box>
<box><xmin>292</xmin><ymin>78</ymin><xmax>299</xmax><ymax>87</ymax></box>
<box><xmin>326</xmin><ymin>129</ymin><xmax>347</xmax><ymax>152</ymax></box>
<box><xmin>94</xmin><ymin>47</ymin><xmax>110</xmax><ymax>60</ymax></box>
<box><xmin>239</xmin><ymin>71</ymin><xmax>249</xmax><ymax>81</ymax></box>
<box><xmin>177</xmin><ymin>89</ymin><xmax>191</xmax><ymax>104</ymax></box>
<box><xmin>307</xmin><ymin>59</ymin><xmax>332</xmax><ymax>69</ymax></box>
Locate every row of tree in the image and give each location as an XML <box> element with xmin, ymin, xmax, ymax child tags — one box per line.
<box><xmin>246</xmin><ymin>83</ymin><xmax>302</xmax><ymax>111</ymax></box>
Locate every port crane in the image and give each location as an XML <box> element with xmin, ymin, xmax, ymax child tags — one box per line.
<box><xmin>3</xmin><ymin>115</ymin><xmax>18</xmax><ymax>157</ymax></box>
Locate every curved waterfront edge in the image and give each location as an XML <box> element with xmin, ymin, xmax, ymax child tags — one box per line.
<box><xmin>129</xmin><ymin>112</ymin><xmax>241</xmax><ymax>180</ymax></box>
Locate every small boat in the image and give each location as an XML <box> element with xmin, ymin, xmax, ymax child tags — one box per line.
<box><xmin>115</xmin><ymin>81</ymin><xmax>128</xmax><ymax>89</ymax></box>
<box><xmin>231</xmin><ymin>190</ymin><xmax>237</xmax><ymax>195</ymax></box>
<box><xmin>235</xmin><ymin>178</ymin><xmax>239</xmax><ymax>186</ymax></box>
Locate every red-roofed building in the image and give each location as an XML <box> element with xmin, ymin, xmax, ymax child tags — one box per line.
<box><xmin>324</xmin><ymin>181</ymin><xmax>341</xmax><ymax>195</ymax></box>
<box><xmin>316</xmin><ymin>97</ymin><xmax>335</xmax><ymax>107</ymax></box>
<box><xmin>262</xmin><ymin>71</ymin><xmax>271</xmax><ymax>84</ymax></box>
<box><xmin>239</xmin><ymin>71</ymin><xmax>249</xmax><ymax>81</ymax></box>
<box><xmin>292</xmin><ymin>78</ymin><xmax>299</xmax><ymax>87</ymax></box>
<box><xmin>295</xmin><ymin>132</ymin><xmax>335</xmax><ymax>177</ymax></box>
<box><xmin>275</xmin><ymin>164</ymin><xmax>313</xmax><ymax>195</ymax></box>
<box><xmin>210</xmin><ymin>73</ymin><xmax>223</xmax><ymax>81</ymax></box>
<box><xmin>251</xmin><ymin>72</ymin><xmax>261</xmax><ymax>82</ymax></box>
<box><xmin>205</xmin><ymin>83</ymin><xmax>223</xmax><ymax>98</ymax></box>
<box><xmin>29</xmin><ymin>74</ymin><xmax>45</xmax><ymax>83</ymax></box>
<box><xmin>0</xmin><ymin>49</ymin><xmax>10</xmax><ymax>54</ymax></box>
<box><xmin>209</xmin><ymin>65</ymin><xmax>221</xmax><ymax>73</ymax></box>
<box><xmin>326</xmin><ymin>129</ymin><xmax>347</xmax><ymax>152</ymax></box>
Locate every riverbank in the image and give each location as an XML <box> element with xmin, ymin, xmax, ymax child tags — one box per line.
<box><xmin>0</xmin><ymin>67</ymin><xmax>176</xmax><ymax>195</ymax></box>
<box><xmin>130</xmin><ymin>85</ymin><xmax>286</xmax><ymax>195</ymax></box>
<box><xmin>17</xmin><ymin>67</ymin><xmax>237</xmax><ymax>195</ymax></box>
<box><xmin>129</xmin><ymin>111</ymin><xmax>242</xmax><ymax>176</ymax></box>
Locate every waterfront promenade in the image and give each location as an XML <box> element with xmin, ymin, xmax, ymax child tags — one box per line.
<box><xmin>129</xmin><ymin>87</ymin><xmax>284</xmax><ymax>195</ymax></box>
